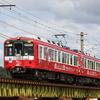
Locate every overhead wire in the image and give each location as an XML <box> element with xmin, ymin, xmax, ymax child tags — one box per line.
<box><xmin>1</xmin><ymin>0</ymin><xmax>100</xmax><ymax>56</ymax></box>
<box><xmin>0</xmin><ymin>2</ymin><xmax>78</xmax><ymax>42</ymax></box>
<box><xmin>0</xmin><ymin>1</ymin><xmax>78</xmax><ymax>43</ymax></box>
<box><xmin>1</xmin><ymin>0</ymin><xmax>79</xmax><ymax>43</ymax></box>
<box><xmin>2</xmin><ymin>0</ymin><xmax>77</xmax><ymax>34</ymax></box>
<box><xmin>0</xmin><ymin>11</ymin><xmax>61</xmax><ymax>35</ymax></box>
<box><xmin>0</xmin><ymin>33</ymin><xmax>12</xmax><ymax>39</ymax></box>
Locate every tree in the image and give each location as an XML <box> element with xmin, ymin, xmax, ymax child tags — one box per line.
<box><xmin>0</xmin><ymin>66</ymin><xmax>12</xmax><ymax>78</ymax></box>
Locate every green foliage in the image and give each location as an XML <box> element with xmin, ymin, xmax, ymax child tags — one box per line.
<box><xmin>0</xmin><ymin>66</ymin><xmax>12</xmax><ymax>78</ymax></box>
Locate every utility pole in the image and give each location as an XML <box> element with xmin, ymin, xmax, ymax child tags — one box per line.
<box><xmin>80</xmin><ymin>32</ymin><xmax>84</xmax><ymax>54</ymax></box>
<box><xmin>0</xmin><ymin>5</ymin><xmax>15</xmax><ymax>10</ymax></box>
<box><xmin>79</xmin><ymin>32</ymin><xmax>87</xmax><ymax>54</ymax></box>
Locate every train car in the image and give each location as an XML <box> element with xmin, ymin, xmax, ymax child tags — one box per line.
<box><xmin>4</xmin><ymin>36</ymin><xmax>100</xmax><ymax>86</ymax></box>
<box><xmin>79</xmin><ymin>54</ymin><xmax>100</xmax><ymax>86</ymax></box>
<box><xmin>4</xmin><ymin>36</ymin><xmax>80</xmax><ymax>83</ymax></box>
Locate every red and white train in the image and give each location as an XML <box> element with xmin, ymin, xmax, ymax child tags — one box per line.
<box><xmin>4</xmin><ymin>36</ymin><xmax>100</xmax><ymax>86</ymax></box>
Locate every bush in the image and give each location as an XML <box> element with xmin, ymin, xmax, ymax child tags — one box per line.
<box><xmin>0</xmin><ymin>66</ymin><xmax>12</xmax><ymax>78</ymax></box>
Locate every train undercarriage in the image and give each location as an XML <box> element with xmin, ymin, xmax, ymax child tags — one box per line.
<box><xmin>7</xmin><ymin>68</ymin><xmax>100</xmax><ymax>87</ymax></box>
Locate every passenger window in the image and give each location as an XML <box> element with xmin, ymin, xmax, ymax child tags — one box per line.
<box><xmin>65</xmin><ymin>54</ymin><xmax>67</xmax><ymax>64</ymax></box>
<box><xmin>44</xmin><ymin>47</ymin><xmax>46</xmax><ymax>59</ymax></box>
<box><xmin>55</xmin><ymin>50</ymin><xmax>57</xmax><ymax>62</ymax></box>
<box><xmin>90</xmin><ymin>61</ymin><xmax>92</xmax><ymax>69</ymax></box>
<box><xmin>99</xmin><ymin>63</ymin><xmax>100</xmax><ymax>71</ymax></box>
<box><xmin>74</xmin><ymin>56</ymin><xmax>78</xmax><ymax>66</ymax></box>
<box><xmin>51</xmin><ymin>50</ymin><xmax>55</xmax><ymax>61</ymax></box>
<box><xmin>48</xmin><ymin>49</ymin><xmax>52</xmax><ymax>61</ymax></box>
<box><xmin>96</xmin><ymin>63</ymin><xmax>100</xmax><ymax>71</ymax></box>
<box><xmin>88</xmin><ymin>60</ymin><xmax>90</xmax><ymax>69</ymax></box>
<box><xmin>39</xmin><ymin>46</ymin><xmax>43</xmax><ymax>59</ymax></box>
<box><xmin>84</xmin><ymin>58</ymin><xmax>86</xmax><ymax>68</ymax></box>
<box><xmin>62</xmin><ymin>52</ymin><xmax>65</xmax><ymax>63</ymax></box>
<box><xmin>58</xmin><ymin>51</ymin><xmax>61</xmax><ymax>62</ymax></box>
<box><xmin>96</xmin><ymin>62</ymin><xmax>99</xmax><ymax>71</ymax></box>
<box><xmin>92</xmin><ymin>61</ymin><xmax>95</xmax><ymax>70</ymax></box>
<box><xmin>66</xmin><ymin>54</ymin><xmax>69</xmax><ymax>64</ymax></box>
<box><xmin>70</xmin><ymin>54</ymin><xmax>73</xmax><ymax>65</ymax></box>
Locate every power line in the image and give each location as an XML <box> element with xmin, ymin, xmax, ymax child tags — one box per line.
<box><xmin>0</xmin><ymin>33</ymin><xmax>12</xmax><ymax>39</ymax></box>
<box><xmin>88</xmin><ymin>34</ymin><xmax>100</xmax><ymax>44</ymax></box>
<box><xmin>2</xmin><ymin>0</ymin><xmax>76</xmax><ymax>34</ymax></box>
<box><xmin>1</xmin><ymin>0</ymin><xmax>100</xmax><ymax>54</ymax></box>
<box><xmin>0</xmin><ymin>0</ymin><xmax>82</xmax><ymax>48</ymax></box>
<box><xmin>0</xmin><ymin>9</ymin><xmax>78</xmax><ymax>42</ymax></box>
<box><xmin>0</xmin><ymin>20</ymin><xmax>37</xmax><ymax>35</ymax></box>
<box><xmin>0</xmin><ymin>11</ymin><xmax>60</xmax><ymax>35</ymax></box>
<box><xmin>0</xmin><ymin>3</ymin><xmax>73</xmax><ymax>37</ymax></box>
<box><xmin>2</xmin><ymin>0</ymin><xmax>79</xmax><ymax>40</ymax></box>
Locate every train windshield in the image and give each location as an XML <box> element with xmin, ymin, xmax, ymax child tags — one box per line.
<box><xmin>24</xmin><ymin>43</ymin><xmax>33</xmax><ymax>56</ymax></box>
<box><xmin>5</xmin><ymin>44</ymin><xmax>13</xmax><ymax>56</ymax></box>
<box><xmin>5</xmin><ymin>41</ymin><xmax>34</xmax><ymax>56</ymax></box>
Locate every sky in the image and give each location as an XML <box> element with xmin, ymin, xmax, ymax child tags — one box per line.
<box><xmin>0</xmin><ymin>0</ymin><xmax>100</xmax><ymax>67</ymax></box>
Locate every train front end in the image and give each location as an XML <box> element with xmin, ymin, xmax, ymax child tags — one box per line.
<box><xmin>4</xmin><ymin>37</ymin><xmax>35</xmax><ymax>77</ymax></box>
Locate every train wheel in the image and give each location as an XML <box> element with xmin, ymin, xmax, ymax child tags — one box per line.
<box><xmin>66</xmin><ymin>75</ymin><xmax>74</xmax><ymax>84</ymax></box>
<box><xmin>76</xmin><ymin>77</ymin><xmax>84</xmax><ymax>85</ymax></box>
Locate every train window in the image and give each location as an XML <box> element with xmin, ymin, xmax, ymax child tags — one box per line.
<box><xmin>99</xmin><ymin>63</ymin><xmax>100</xmax><ymax>71</ymax></box>
<box><xmin>84</xmin><ymin>58</ymin><xmax>86</xmax><ymax>68</ymax></box>
<box><xmin>90</xmin><ymin>60</ymin><xmax>92</xmax><ymax>69</ymax></box>
<box><xmin>92</xmin><ymin>61</ymin><xmax>95</xmax><ymax>70</ymax></box>
<box><xmin>96</xmin><ymin>62</ymin><xmax>98</xmax><ymax>71</ymax></box>
<box><xmin>55</xmin><ymin>50</ymin><xmax>57</xmax><ymax>62</ymax></box>
<box><xmin>48</xmin><ymin>49</ymin><xmax>52</xmax><ymax>61</ymax></box>
<box><xmin>74</xmin><ymin>56</ymin><xmax>78</xmax><ymax>66</ymax></box>
<box><xmin>66</xmin><ymin>54</ymin><xmax>69</xmax><ymax>65</ymax></box>
<box><xmin>70</xmin><ymin>54</ymin><xmax>73</xmax><ymax>65</ymax></box>
<box><xmin>52</xmin><ymin>50</ymin><xmax>55</xmax><ymax>61</ymax></box>
<box><xmin>64</xmin><ymin>53</ymin><xmax>67</xmax><ymax>64</ymax></box>
<box><xmin>24</xmin><ymin>44</ymin><xmax>33</xmax><ymax>56</ymax></box>
<box><xmin>15</xmin><ymin>43</ymin><xmax>22</xmax><ymax>56</ymax></box>
<box><xmin>39</xmin><ymin>46</ymin><xmax>43</xmax><ymax>59</ymax></box>
<box><xmin>96</xmin><ymin>62</ymin><xmax>99</xmax><ymax>71</ymax></box>
<box><xmin>62</xmin><ymin>52</ymin><xmax>65</xmax><ymax>63</ymax></box>
<box><xmin>58</xmin><ymin>51</ymin><xmax>61</xmax><ymax>62</ymax></box>
<box><xmin>88</xmin><ymin>60</ymin><xmax>90</xmax><ymax>69</ymax></box>
<box><xmin>96</xmin><ymin>62</ymin><xmax>100</xmax><ymax>71</ymax></box>
<box><xmin>6</xmin><ymin>47</ymin><xmax>13</xmax><ymax>56</ymax></box>
<box><xmin>86</xmin><ymin>59</ymin><xmax>88</xmax><ymax>68</ymax></box>
<box><xmin>97</xmin><ymin>63</ymin><xmax>99</xmax><ymax>71</ymax></box>
<box><xmin>44</xmin><ymin>47</ymin><xmax>46</xmax><ymax>59</ymax></box>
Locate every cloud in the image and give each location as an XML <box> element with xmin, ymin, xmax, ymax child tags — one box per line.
<box><xmin>0</xmin><ymin>0</ymin><xmax>100</xmax><ymax>60</ymax></box>
<box><xmin>8</xmin><ymin>0</ymin><xmax>100</xmax><ymax>24</ymax></box>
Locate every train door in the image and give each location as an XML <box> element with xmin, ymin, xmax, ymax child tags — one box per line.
<box><xmin>44</xmin><ymin>46</ymin><xmax>48</xmax><ymax>69</ymax></box>
<box><xmin>13</xmin><ymin>42</ymin><xmax>23</xmax><ymax>67</ymax></box>
<box><xmin>48</xmin><ymin>48</ymin><xmax>54</xmax><ymax>70</ymax></box>
<box><xmin>38</xmin><ymin>45</ymin><xmax>48</xmax><ymax>69</ymax></box>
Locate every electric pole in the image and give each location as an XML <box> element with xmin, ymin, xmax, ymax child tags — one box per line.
<box><xmin>79</xmin><ymin>32</ymin><xmax>87</xmax><ymax>54</ymax></box>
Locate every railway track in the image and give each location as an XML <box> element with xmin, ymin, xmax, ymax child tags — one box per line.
<box><xmin>0</xmin><ymin>78</ymin><xmax>100</xmax><ymax>90</ymax></box>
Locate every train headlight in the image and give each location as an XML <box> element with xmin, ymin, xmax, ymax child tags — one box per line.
<box><xmin>6</xmin><ymin>41</ymin><xmax>10</xmax><ymax>44</ymax></box>
<box><xmin>27</xmin><ymin>41</ymin><xmax>32</xmax><ymax>43</ymax></box>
